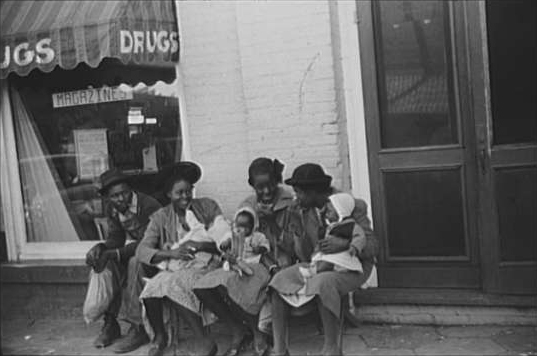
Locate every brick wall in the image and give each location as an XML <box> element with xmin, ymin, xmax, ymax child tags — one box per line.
<box><xmin>177</xmin><ymin>1</ymin><xmax>347</xmax><ymax>216</ymax></box>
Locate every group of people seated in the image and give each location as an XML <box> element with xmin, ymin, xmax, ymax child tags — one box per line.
<box><xmin>84</xmin><ymin>158</ymin><xmax>379</xmax><ymax>356</ymax></box>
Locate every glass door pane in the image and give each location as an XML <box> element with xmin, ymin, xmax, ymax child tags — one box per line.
<box><xmin>486</xmin><ymin>0</ymin><xmax>537</xmax><ymax>145</ymax></box>
<box><xmin>374</xmin><ymin>0</ymin><xmax>458</xmax><ymax>148</ymax></box>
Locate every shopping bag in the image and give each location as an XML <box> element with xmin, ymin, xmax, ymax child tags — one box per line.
<box><xmin>83</xmin><ymin>268</ymin><xmax>117</xmax><ymax>324</ymax></box>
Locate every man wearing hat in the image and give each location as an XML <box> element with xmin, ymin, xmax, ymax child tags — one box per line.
<box><xmin>85</xmin><ymin>168</ymin><xmax>161</xmax><ymax>353</ymax></box>
<box><xmin>269</xmin><ymin>163</ymin><xmax>379</xmax><ymax>356</ymax></box>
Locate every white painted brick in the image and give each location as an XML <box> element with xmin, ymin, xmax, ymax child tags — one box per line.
<box><xmin>177</xmin><ymin>0</ymin><xmax>345</xmax><ymax>216</ymax></box>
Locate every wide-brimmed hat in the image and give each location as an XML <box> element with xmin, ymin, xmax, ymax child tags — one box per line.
<box><xmin>98</xmin><ymin>168</ymin><xmax>130</xmax><ymax>195</ymax></box>
<box><xmin>159</xmin><ymin>161</ymin><xmax>202</xmax><ymax>189</ymax></box>
<box><xmin>284</xmin><ymin>163</ymin><xmax>332</xmax><ymax>187</ymax></box>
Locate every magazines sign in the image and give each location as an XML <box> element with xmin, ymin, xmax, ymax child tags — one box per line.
<box><xmin>52</xmin><ymin>86</ymin><xmax>133</xmax><ymax>108</ymax></box>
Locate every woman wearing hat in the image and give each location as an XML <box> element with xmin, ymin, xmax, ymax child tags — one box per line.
<box><xmin>194</xmin><ymin>158</ymin><xmax>300</xmax><ymax>356</ymax></box>
<box><xmin>135</xmin><ymin>162</ymin><xmax>230</xmax><ymax>356</ymax></box>
<box><xmin>268</xmin><ymin>163</ymin><xmax>379</xmax><ymax>356</ymax></box>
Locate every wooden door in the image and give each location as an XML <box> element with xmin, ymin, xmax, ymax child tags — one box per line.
<box><xmin>468</xmin><ymin>0</ymin><xmax>537</xmax><ymax>294</ymax></box>
<box><xmin>357</xmin><ymin>0</ymin><xmax>481</xmax><ymax>288</ymax></box>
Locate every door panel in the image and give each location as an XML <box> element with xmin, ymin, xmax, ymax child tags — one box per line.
<box><xmin>495</xmin><ymin>167</ymin><xmax>537</xmax><ymax>263</ymax></box>
<box><xmin>384</xmin><ymin>167</ymin><xmax>467</xmax><ymax>259</ymax></box>
<box><xmin>357</xmin><ymin>0</ymin><xmax>480</xmax><ymax>288</ymax></box>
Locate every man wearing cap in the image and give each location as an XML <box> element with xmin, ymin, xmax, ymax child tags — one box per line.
<box><xmin>269</xmin><ymin>163</ymin><xmax>379</xmax><ymax>356</ymax></box>
<box><xmin>85</xmin><ymin>168</ymin><xmax>161</xmax><ymax>353</ymax></box>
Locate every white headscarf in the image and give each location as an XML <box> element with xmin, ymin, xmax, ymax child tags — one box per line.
<box><xmin>234</xmin><ymin>206</ymin><xmax>259</xmax><ymax>232</ymax></box>
<box><xmin>328</xmin><ymin>193</ymin><xmax>355</xmax><ymax>222</ymax></box>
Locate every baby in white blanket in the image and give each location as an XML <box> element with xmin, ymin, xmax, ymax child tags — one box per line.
<box><xmin>300</xmin><ymin>192</ymin><xmax>364</xmax><ymax>279</ymax></box>
<box><xmin>157</xmin><ymin>210</ymin><xmax>229</xmax><ymax>271</ymax></box>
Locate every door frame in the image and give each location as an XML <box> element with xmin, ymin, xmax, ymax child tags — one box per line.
<box><xmin>356</xmin><ymin>0</ymin><xmax>482</xmax><ymax>288</ymax></box>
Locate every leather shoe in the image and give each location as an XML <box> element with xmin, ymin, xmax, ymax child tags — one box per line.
<box><xmin>223</xmin><ymin>333</ymin><xmax>252</xmax><ymax>356</ymax></box>
<box><xmin>93</xmin><ymin>314</ymin><xmax>121</xmax><ymax>348</ymax></box>
<box><xmin>112</xmin><ymin>324</ymin><xmax>149</xmax><ymax>353</ymax></box>
<box><xmin>148</xmin><ymin>343</ymin><xmax>166</xmax><ymax>356</ymax></box>
<box><xmin>267</xmin><ymin>349</ymin><xmax>290</xmax><ymax>356</ymax></box>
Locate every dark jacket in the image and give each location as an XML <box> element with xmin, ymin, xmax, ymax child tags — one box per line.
<box><xmin>103</xmin><ymin>191</ymin><xmax>162</xmax><ymax>262</ymax></box>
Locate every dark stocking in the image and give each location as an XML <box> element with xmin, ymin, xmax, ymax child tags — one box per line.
<box><xmin>169</xmin><ymin>299</ymin><xmax>206</xmax><ymax>338</ymax></box>
<box><xmin>143</xmin><ymin>298</ymin><xmax>167</xmax><ymax>346</ymax></box>
<box><xmin>317</xmin><ymin>297</ymin><xmax>341</xmax><ymax>356</ymax></box>
<box><xmin>270</xmin><ymin>291</ymin><xmax>289</xmax><ymax>354</ymax></box>
<box><xmin>195</xmin><ymin>288</ymin><xmax>247</xmax><ymax>344</ymax></box>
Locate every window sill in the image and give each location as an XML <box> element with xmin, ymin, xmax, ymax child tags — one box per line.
<box><xmin>1</xmin><ymin>259</ymin><xmax>89</xmax><ymax>284</ymax></box>
<box><xmin>19</xmin><ymin>241</ymin><xmax>96</xmax><ymax>260</ymax></box>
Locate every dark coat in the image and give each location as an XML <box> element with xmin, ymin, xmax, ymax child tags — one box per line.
<box><xmin>103</xmin><ymin>191</ymin><xmax>162</xmax><ymax>262</ymax></box>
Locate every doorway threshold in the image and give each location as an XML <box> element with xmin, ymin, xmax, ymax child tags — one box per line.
<box><xmin>354</xmin><ymin>288</ymin><xmax>537</xmax><ymax>308</ymax></box>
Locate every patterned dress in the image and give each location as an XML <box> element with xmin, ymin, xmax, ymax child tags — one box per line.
<box><xmin>136</xmin><ymin>199</ymin><xmax>229</xmax><ymax>315</ymax></box>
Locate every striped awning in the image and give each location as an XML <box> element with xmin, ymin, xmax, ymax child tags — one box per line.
<box><xmin>0</xmin><ymin>0</ymin><xmax>179</xmax><ymax>79</ymax></box>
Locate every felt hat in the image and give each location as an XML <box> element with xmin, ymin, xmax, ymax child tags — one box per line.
<box><xmin>159</xmin><ymin>161</ymin><xmax>202</xmax><ymax>190</ymax></box>
<box><xmin>98</xmin><ymin>168</ymin><xmax>130</xmax><ymax>195</ymax></box>
<box><xmin>284</xmin><ymin>163</ymin><xmax>332</xmax><ymax>187</ymax></box>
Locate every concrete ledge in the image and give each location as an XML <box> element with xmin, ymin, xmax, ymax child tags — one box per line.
<box><xmin>1</xmin><ymin>260</ymin><xmax>89</xmax><ymax>284</ymax></box>
<box><xmin>355</xmin><ymin>288</ymin><xmax>537</xmax><ymax>308</ymax></box>
<box><xmin>354</xmin><ymin>304</ymin><xmax>537</xmax><ymax>326</ymax></box>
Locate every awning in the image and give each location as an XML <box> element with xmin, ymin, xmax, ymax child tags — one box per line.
<box><xmin>0</xmin><ymin>0</ymin><xmax>179</xmax><ymax>79</ymax></box>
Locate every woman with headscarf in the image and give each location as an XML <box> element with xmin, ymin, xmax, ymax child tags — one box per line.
<box><xmin>194</xmin><ymin>158</ymin><xmax>300</xmax><ymax>356</ymax></box>
<box><xmin>135</xmin><ymin>162</ymin><xmax>230</xmax><ymax>356</ymax></box>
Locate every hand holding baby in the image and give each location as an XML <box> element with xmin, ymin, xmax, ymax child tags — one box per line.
<box><xmin>169</xmin><ymin>243</ymin><xmax>196</xmax><ymax>261</ymax></box>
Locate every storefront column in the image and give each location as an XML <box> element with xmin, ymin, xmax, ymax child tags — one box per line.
<box><xmin>174</xmin><ymin>0</ymin><xmax>191</xmax><ymax>161</ymax></box>
<box><xmin>332</xmin><ymin>1</ymin><xmax>373</xmax><ymax>220</ymax></box>
<box><xmin>175</xmin><ymin>66</ymin><xmax>192</xmax><ymax>161</ymax></box>
<box><xmin>0</xmin><ymin>81</ymin><xmax>26</xmax><ymax>261</ymax></box>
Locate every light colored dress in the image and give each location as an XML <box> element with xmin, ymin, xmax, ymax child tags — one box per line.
<box><xmin>135</xmin><ymin>199</ymin><xmax>229</xmax><ymax>342</ymax></box>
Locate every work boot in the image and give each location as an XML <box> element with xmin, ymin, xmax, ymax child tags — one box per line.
<box><xmin>93</xmin><ymin>314</ymin><xmax>121</xmax><ymax>348</ymax></box>
<box><xmin>112</xmin><ymin>323</ymin><xmax>149</xmax><ymax>353</ymax></box>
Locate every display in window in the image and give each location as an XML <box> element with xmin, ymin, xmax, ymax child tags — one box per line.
<box><xmin>13</xmin><ymin>75</ymin><xmax>181</xmax><ymax>243</ymax></box>
<box><xmin>73</xmin><ymin>129</ymin><xmax>109</xmax><ymax>180</ymax></box>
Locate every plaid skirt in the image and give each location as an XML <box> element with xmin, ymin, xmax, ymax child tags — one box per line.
<box><xmin>139</xmin><ymin>259</ymin><xmax>217</xmax><ymax>315</ymax></box>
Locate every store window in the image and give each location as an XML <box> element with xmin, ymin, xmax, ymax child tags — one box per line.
<box><xmin>10</xmin><ymin>63</ymin><xmax>181</xmax><ymax>243</ymax></box>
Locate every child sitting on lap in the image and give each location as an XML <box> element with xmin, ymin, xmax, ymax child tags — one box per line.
<box><xmin>220</xmin><ymin>207</ymin><xmax>270</xmax><ymax>276</ymax></box>
<box><xmin>300</xmin><ymin>192</ymin><xmax>364</xmax><ymax>279</ymax></box>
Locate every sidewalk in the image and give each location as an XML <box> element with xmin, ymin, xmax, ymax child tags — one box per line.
<box><xmin>2</xmin><ymin>315</ymin><xmax>536</xmax><ymax>356</ymax></box>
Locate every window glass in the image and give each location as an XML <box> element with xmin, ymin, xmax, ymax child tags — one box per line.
<box><xmin>374</xmin><ymin>0</ymin><xmax>458</xmax><ymax>148</ymax></box>
<box><xmin>13</xmin><ymin>73</ymin><xmax>180</xmax><ymax>242</ymax></box>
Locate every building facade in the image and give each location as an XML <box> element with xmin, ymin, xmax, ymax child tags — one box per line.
<box><xmin>177</xmin><ymin>0</ymin><xmax>537</xmax><ymax>295</ymax></box>
<box><xmin>0</xmin><ymin>0</ymin><xmax>535</xmax><ymax>311</ymax></box>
